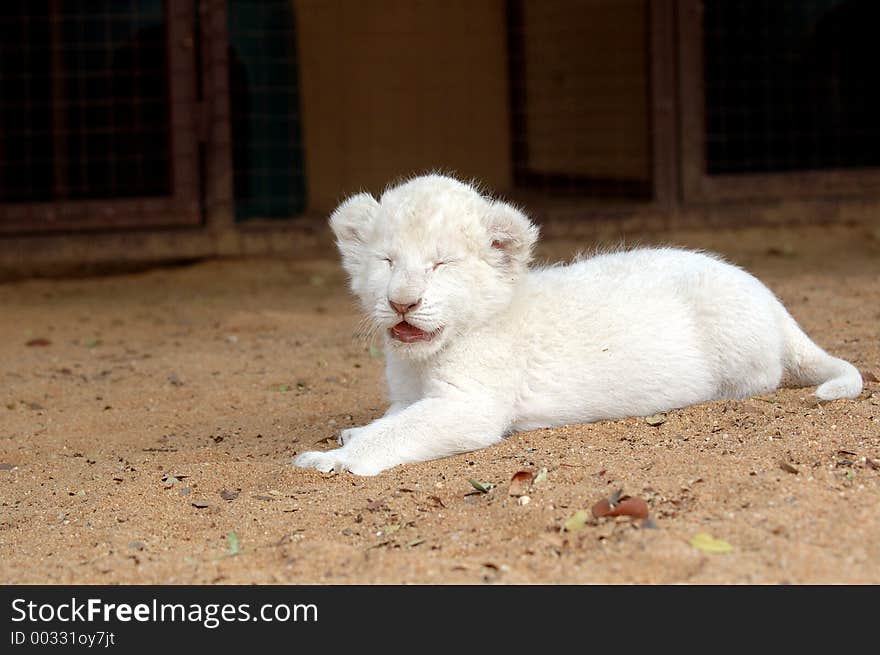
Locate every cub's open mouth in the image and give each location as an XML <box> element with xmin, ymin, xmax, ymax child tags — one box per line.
<box><xmin>390</xmin><ymin>321</ymin><xmax>438</xmax><ymax>343</ymax></box>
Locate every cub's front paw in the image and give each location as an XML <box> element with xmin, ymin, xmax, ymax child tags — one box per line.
<box><xmin>293</xmin><ymin>448</ymin><xmax>387</xmax><ymax>477</ymax></box>
<box><xmin>293</xmin><ymin>449</ymin><xmax>348</xmax><ymax>473</ymax></box>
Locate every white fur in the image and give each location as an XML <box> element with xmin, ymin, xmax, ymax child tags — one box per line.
<box><xmin>294</xmin><ymin>175</ymin><xmax>863</xmax><ymax>476</ymax></box>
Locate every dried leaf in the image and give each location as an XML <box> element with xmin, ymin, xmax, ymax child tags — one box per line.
<box><xmin>467</xmin><ymin>479</ymin><xmax>495</xmax><ymax>494</ymax></box>
<box><xmin>689</xmin><ymin>532</ymin><xmax>732</xmax><ymax>553</ymax></box>
<box><xmin>533</xmin><ymin>467</ymin><xmax>549</xmax><ymax>484</ymax></box>
<box><xmin>428</xmin><ymin>495</ymin><xmax>446</xmax><ymax>508</ymax></box>
<box><xmin>227</xmin><ymin>531</ymin><xmax>241</xmax><ymax>556</ymax></box>
<box><xmin>220</xmin><ymin>489</ymin><xmax>239</xmax><ymax>501</ymax></box>
<box><xmin>26</xmin><ymin>338</ymin><xmax>51</xmax><ymax>347</ymax></box>
<box><xmin>645</xmin><ymin>413</ymin><xmax>667</xmax><ymax>426</ymax></box>
<box><xmin>406</xmin><ymin>538</ymin><xmax>426</xmax><ymax>548</ymax></box>
<box><xmin>508</xmin><ymin>470</ymin><xmax>534</xmax><ymax>497</ymax></box>
<box><xmin>191</xmin><ymin>500</ymin><xmax>210</xmax><ymax>509</ymax></box>
<box><xmin>274</xmin><ymin>384</ymin><xmax>291</xmax><ymax>393</ymax></box>
<box><xmin>0</xmin><ymin>463</ymin><xmax>16</xmax><ymax>471</ymax></box>
<box><xmin>593</xmin><ymin>500</ymin><xmax>613</xmax><ymax>517</ymax></box>
<box><xmin>861</xmin><ymin>370</ymin><xmax>878</xmax><ymax>383</ymax></box>
<box><xmin>779</xmin><ymin>461</ymin><xmax>799</xmax><ymax>475</ymax></box>
<box><xmin>592</xmin><ymin>495</ymin><xmax>649</xmax><ymax>519</ymax></box>
<box><xmin>381</xmin><ymin>523</ymin><xmax>401</xmax><ymax>535</ymax></box>
<box><xmin>563</xmin><ymin>510</ymin><xmax>590</xmax><ymax>533</ymax></box>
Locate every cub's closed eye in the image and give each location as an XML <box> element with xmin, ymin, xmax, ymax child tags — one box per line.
<box><xmin>432</xmin><ymin>261</ymin><xmax>446</xmax><ymax>270</ymax></box>
<box><xmin>382</xmin><ymin>257</ymin><xmax>394</xmax><ymax>266</ymax></box>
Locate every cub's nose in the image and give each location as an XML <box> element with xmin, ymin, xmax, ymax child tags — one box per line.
<box><xmin>389</xmin><ymin>298</ymin><xmax>421</xmax><ymax>315</ymax></box>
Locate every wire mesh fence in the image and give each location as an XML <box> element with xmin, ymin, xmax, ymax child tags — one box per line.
<box><xmin>704</xmin><ymin>0</ymin><xmax>880</xmax><ymax>176</ymax></box>
<box><xmin>0</xmin><ymin>0</ymin><xmax>171</xmax><ymax>203</ymax></box>
<box><xmin>0</xmin><ymin>0</ymin><xmax>201</xmax><ymax>233</ymax></box>
<box><xmin>2</xmin><ymin>1</ymin><xmax>880</xmax><ymax>236</ymax></box>
<box><xmin>227</xmin><ymin>0</ymin><xmax>305</xmax><ymax>221</ymax></box>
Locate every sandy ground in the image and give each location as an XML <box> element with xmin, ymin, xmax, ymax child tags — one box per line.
<box><xmin>1</xmin><ymin>222</ymin><xmax>878</xmax><ymax>585</ymax></box>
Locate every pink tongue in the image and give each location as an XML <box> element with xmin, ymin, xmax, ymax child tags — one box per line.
<box><xmin>392</xmin><ymin>322</ymin><xmax>427</xmax><ymax>338</ymax></box>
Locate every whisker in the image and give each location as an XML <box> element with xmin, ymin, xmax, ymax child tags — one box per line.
<box><xmin>353</xmin><ymin>313</ymin><xmax>387</xmax><ymax>351</ymax></box>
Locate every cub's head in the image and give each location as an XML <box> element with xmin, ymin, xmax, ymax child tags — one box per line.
<box><xmin>330</xmin><ymin>174</ymin><xmax>539</xmax><ymax>360</ymax></box>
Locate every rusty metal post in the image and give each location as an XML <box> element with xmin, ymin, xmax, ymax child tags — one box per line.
<box><xmin>199</xmin><ymin>0</ymin><xmax>235</xmax><ymax>232</ymax></box>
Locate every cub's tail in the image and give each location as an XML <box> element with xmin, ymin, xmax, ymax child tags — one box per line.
<box><xmin>781</xmin><ymin>314</ymin><xmax>863</xmax><ymax>400</ymax></box>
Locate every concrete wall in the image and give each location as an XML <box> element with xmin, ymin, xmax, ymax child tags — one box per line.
<box><xmin>520</xmin><ymin>0</ymin><xmax>649</xmax><ymax>181</ymax></box>
<box><xmin>293</xmin><ymin>0</ymin><xmax>650</xmax><ymax>215</ymax></box>
<box><xmin>294</xmin><ymin>0</ymin><xmax>512</xmax><ymax>214</ymax></box>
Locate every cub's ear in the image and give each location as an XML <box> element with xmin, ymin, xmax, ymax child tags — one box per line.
<box><xmin>329</xmin><ymin>193</ymin><xmax>380</xmax><ymax>281</ymax></box>
<box><xmin>484</xmin><ymin>200</ymin><xmax>539</xmax><ymax>270</ymax></box>
<box><xmin>329</xmin><ymin>192</ymin><xmax>379</xmax><ymax>249</ymax></box>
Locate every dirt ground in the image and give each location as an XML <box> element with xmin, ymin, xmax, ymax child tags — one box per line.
<box><xmin>1</xmin><ymin>222</ymin><xmax>878</xmax><ymax>585</ymax></box>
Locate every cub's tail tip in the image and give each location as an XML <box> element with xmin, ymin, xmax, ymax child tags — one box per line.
<box><xmin>814</xmin><ymin>361</ymin><xmax>863</xmax><ymax>401</ymax></box>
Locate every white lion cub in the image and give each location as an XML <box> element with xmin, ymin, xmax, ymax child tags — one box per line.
<box><xmin>294</xmin><ymin>174</ymin><xmax>863</xmax><ymax>476</ymax></box>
